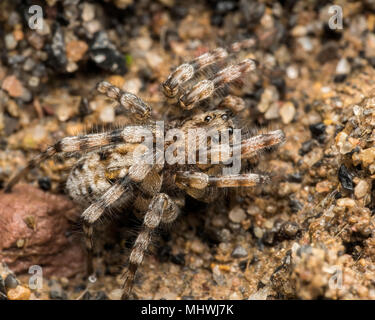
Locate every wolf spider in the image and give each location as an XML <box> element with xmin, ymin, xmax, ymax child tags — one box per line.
<box><xmin>4</xmin><ymin>40</ymin><xmax>285</xmax><ymax>300</ymax></box>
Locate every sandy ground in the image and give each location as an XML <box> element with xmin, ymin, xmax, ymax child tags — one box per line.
<box><xmin>1</xmin><ymin>0</ymin><xmax>375</xmax><ymax>300</ymax></box>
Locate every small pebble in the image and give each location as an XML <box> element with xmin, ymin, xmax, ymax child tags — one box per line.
<box><xmin>264</xmin><ymin>102</ymin><xmax>280</xmax><ymax>120</ymax></box>
<box><xmin>253</xmin><ymin>227</ymin><xmax>264</xmax><ymax>239</ymax></box>
<box><xmin>38</xmin><ymin>177</ymin><xmax>51</xmax><ymax>191</ymax></box>
<box><xmin>280</xmin><ymin>222</ymin><xmax>300</xmax><ymax>239</ymax></box>
<box><xmin>336</xmin><ymin>58</ymin><xmax>351</xmax><ymax>75</ymax></box>
<box><xmin>7</xmin><ymin>286</ymin><xmax>31</xmax><ymax>300</ymax></box>
<box><xmin>315</xmin><ymin>180</ymin><xmax>333</xmax><ymax>193</ymax></box>
<box><xmin>357</xmin><ymin>148</ymin><xmax>375</xmax><ymax>168</ymax></box>
<box><xmin>108</xmin><ymin>289</ymin><xmax>122</xmax><ymax>300</ymax></box>
<box><xmin>5</xmin><ymin>33</ymin><xmax>17</xmax><ymax>50</ymax></box>
<box><xmin>27</xmin><ymin>32</ymin><xmax>44</xmax><ymax>50</ymax></box>
<box><xmin>231</xmin><ymin>245</ymin><xmax>248</xmax><ymax>258</ymax></box>
<box><xmin>66</xmin><ymin>40</ymin><xmax>88</xmax><ymax>62</ymax></box>
<box><xmin>1</xmin><ymin>75</ymin><xmax>24</xmax><ymax>98</ymax></box>
<box><xmin>258</xmin><ymin>86</ymin><xmax>278</xmax><ymax>113</ymax></box>
<box><xmin>354</xmin><ymin>180</ymin><xmax>369</xmax><ymax>199</ymax></box>
<box><xmin>171</xmin><ymin>253</ymin><xmax>185</xmax><ymax>266</ymax></box>
<box><xmin>4</xmin><ymin>274</ymin><xmax>18</xmax><ymax>289</ymax></box>
<box><xmin>228</xmin><ymin>206</ymin><xmax>246</xmax><ymax>223</ymax></box>
<box><xmin>49</xmin><ymin>280</ymin><xmax>67</xmax><ymax>300</ymax></box>
<box><xmin>229</xmin><ymin>292</ymin><xmax>242</xmax><ymax>300</ymax></box>
<box><xmin>298</xmin><ymin>37</ymin><xmax>313</xmax><ymax>52</ymax></box>
<box><xmin>280</xmin><ymin>101</ymin><xmax>295</xmax><ymax>124</ymax></box>
<box><xmin>190</xmin><ymin>239</ymin><xmax>205</xmax><ymax>254</ymax></box>
<box><xmin>309</xmin><ymin>122</ymin><xmax>326</xmax><ymax>141</ymax></box>
<box><xmin>337</xmin><ymin>198</ymin><xmax>356</xmax><ymax>208</ymax></box>
<box><xmin>338</xmin><ymin>164</ymin><xmax>354</xmax><ymax>191</ymax></box>
<box><xmin>336</xmin><ymin>132</ymin><xmax>354</xmax><ymax>154</ymax></box>
<box><xmin>286</xmin><ymin>65</ymin><xmax>298</xmax><ymax>79</ymax></box>
<box><xmin>99</xmin><ymin>105</ymin><xmax>115</xmax><ymax>123</ymax></box>
<box><xmin>82</xmin><ymin>3</ymin><xmax>95</xmax><ymax>22</ymax></box>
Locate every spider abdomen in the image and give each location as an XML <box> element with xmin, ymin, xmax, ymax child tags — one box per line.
<box><xmin>66</xmin><ymin>150</ymin><xmax>130</xmax><ymax>208</ymax></box>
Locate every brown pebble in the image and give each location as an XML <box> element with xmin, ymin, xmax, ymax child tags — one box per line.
<box><xmin>228</xmin><ymin>206</ymin><xmax>246</xmax><ymax>223</ymax></box>
<box><xmin>337</xmin><ymin>198</ymin><xmax>356</xmax><ymax>208</ymax></box>
<box><xmin>2</xmin><ymin>75</ymin><xmax>24</xmax><ymax>98</ymax></box>
<box><xmin>315</xmin><ymin>180</ymin><xmax>333</xmax><ymax>193</ymax></box>
<box><xmin>354</xmin><ymin>180</ymin><xmax>369</xmax><ymax>199</ymax></box>
<box><xmin>7</xmin><ymin>286</ymin><xmax>31</xmax><ymax>300</ymax></box>
<box><xmin>66</xmin><ymin>40</ymin><xmax>88</xmax><ymax>62</ymax></box>
<box><xmin>190</xmin><ymin>239</ymin><xmax>205</xmax><ymax>254</ymax></box>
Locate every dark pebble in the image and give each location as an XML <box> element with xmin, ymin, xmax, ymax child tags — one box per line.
<box><xmin>241</xmin><ymin>1</ymin><xmax>265</xmax><ymax>24</ymax></box>
<box><xmin>170</xmin><ymin>6</ymin><xmax>188</xmax><ymax>20</ymax></box>
<box><xmin>289</xmin><ymin>199</ymin><xmax>304</xmax><ymax>213</ymax></box>
<box><xmin>262</xmin><ymin>230</ymin><xmax>276</xmax><ymax>246</ymax></box>
<box><xmin>317</xmin><ymin>41</ymin><xmax>339</xmax><ymax>63</ymax></box>
<box><xmin>309</xmin><ymin>122</ymin><xmax>326</xmax><ymax>142</ymax></box>
<box><xmin>170</xmin><ymin>253</ymin><xmax>185</xmax><ymax>266</ymax></box>
<box><xmin>74</xmin><ymin>284</ymin><xmax>86</xmax><ymax>293</ymax></box>
<box><xmin>338</xmin><ymin>164</ymin><xmax>354</xmax><ymax>191</ymax></box>
<box><xmin>91</xmin><ymin>48</ymin><xmax>127</xmax><ymax>74</ymax></box>
<box><xmin>216</xmin><ymin>1</ymin><xmax>237</xmax><ymax>13</ymax></box>
<box><xmin>211</xmin><ymin>14</ymin><xmax>224</xmax><ymax>27</ymax></box>
<box><xmin>3</xmin><ymin>115</ymin><xmax>19</xmax><ymax>136</ymax></box>
<box><xmin>4</xmin><ymin>274</ymin><xmax>18</xmax><ymax>290</ymax></box>
<box><xmin>82</xmin><ymin>290</ymin><xmax>108</xmax><ymax>300</ymax></box>
<box><xmin>272</xmin><ymin>219</ymin><xmax>285</xmax><ymax>233</ymax></box>
<box><xmin>322</xmin><ymin>23</ymin><xmax>342</xmax><ymax>42</ymax></box>
<box><xmin>90</xmin><ymin>31</ymin><xmax>127</xmax><ymax>74</ymax></box>
<box><xmin>271</xmin><ymin>77</ymin><xmax>286</xmax><ymax>98</ymax></box>
<box><xmin>287</xmin><ymin>172</ymin><xmax>302</xmax><ymax>183</ymax></box>
<box><xmin>94</xmin><ymin>291</ymin><xmax>109</xmax><ymax>300</ymax></box>
<box><xmin>280</xmin><ymin>222</ymin><xmax>300</xmax><ymax>239</ymax></box>
<box><xmin>334</xmin><ymin>74</ymin><xmax>347</xmax><ymax>83</ymax></box>
<box><xmin>47</xmin><ymin>25</ymin><xmax>67</xmax><ymax>71</ymax></box>
<box><xmin>0</xmin><ymin>138</ymin><xmax>8</xmax><ymax>150</ymax></box>
<box><xmin>38</xmin><ymin>176</ymin><xmax>51</xmax><ymax>191</ymax></box>
<box><xmin>238</xmin><ymin>260</ymin><xmax>247</xmax><ymax>272</ymax></box>
<box><xmin>360</xmin><ymin>227</ymin><xmax>372</xmax><ymax>238</ymax></box>
<box><xmin>158</xmin><ymin>244</ymin><xmax>171</xmax><ymax>263</ymax></box>
<box><xmin>49</xmin><ymin>289</ymin><xmax>67</xmax><ymax>300</ymax></box>
<box><xmin>257</xmin><ymin>281</ymin><xmax>266</xmax><ymax>290</ymax></box>
<box><xmin>299</xmin><ymin>140</ymin><xmax>316</xmax><ymax>156</ymax></box>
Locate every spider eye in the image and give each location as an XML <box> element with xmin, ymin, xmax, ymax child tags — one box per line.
<box><xmin>228</xmin><ymin>126</ymin><xmax>234</xmax><ymax>135</ymax></box>
<box><xmin>204</xmin><ymin>115</ymin><xmax>212</xmax><ymax>122</ymax></box>
<box><xmin>221</xmin><ymin>113</ymin><xmax>229</xmax><ymax>121</ymax></box>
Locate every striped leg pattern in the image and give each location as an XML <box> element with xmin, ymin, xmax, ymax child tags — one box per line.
<box><xmin>121</xmin><ymin>193</ymin><xmax>179</xmax><ymax>300</ymax></box>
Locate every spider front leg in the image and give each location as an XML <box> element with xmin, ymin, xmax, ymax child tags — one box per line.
<box><xmin>162</xmin><ymin>38</ymin><xmax>256</xmax><ymax>98</ymax></box>
<box><xmin>4</xmin><ymin>127</ymin><xmax>152</xmax><ymax>193</ymax></box>
<box><xmin>121</xmin><ymin>193</ymin><xmax>179</xmax><ymax>300</ymax></box>
<box><xmin>97</xmin><ymin>81</ymin><xmax>151</xmax><ymax>120</ymax></box>
<box><xmin>175</xmin><ymin>171</ymin><xmax>270</xmax><ymax>189</ymax></box>
<box><xmin>178</xmin><ymin>58</ymin><xmax>257</xmax><ymax>110</ymax></box>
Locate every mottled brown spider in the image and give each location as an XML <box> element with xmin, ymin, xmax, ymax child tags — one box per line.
<box><xmin>4</xmin><ymin>40</ymin><xmax>285</xmax><ymax>300</ymax></box>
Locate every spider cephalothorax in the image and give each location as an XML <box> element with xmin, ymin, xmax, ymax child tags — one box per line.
<box><xmin>4</xmin><ymin>40</ymin><xmax>285</xmax><ymax>299</ymax></box>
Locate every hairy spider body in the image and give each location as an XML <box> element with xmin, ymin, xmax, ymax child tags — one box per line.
<box><xmin>4</xmin><ymin>40</ymin><xmax>285</xmax><ymax>300</ymax></box>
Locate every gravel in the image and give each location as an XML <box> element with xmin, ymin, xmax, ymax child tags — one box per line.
<box><xmin>1</xmin><ymin>0</ymin><xmax>375</xmax><ymax>301</ymax></box>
